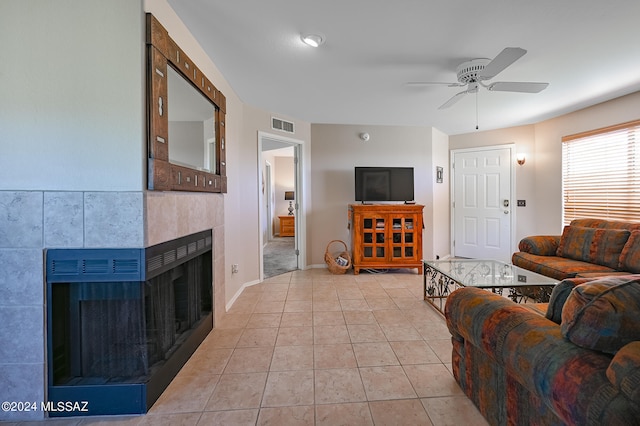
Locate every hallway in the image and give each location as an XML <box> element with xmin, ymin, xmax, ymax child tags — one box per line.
<box><xmin>263</xmin><ymin>237</ymin><xmax>297</xmax><ymax>278</ymax></box>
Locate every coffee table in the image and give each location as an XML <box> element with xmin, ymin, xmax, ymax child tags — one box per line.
<box><xmin>423</xmin><ymin>259</ymin><xmax>558</xmax><ymax>314</ymax></box>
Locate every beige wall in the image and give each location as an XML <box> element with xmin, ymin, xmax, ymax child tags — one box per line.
<box><xmin>450</xmin><ymin>91</ymin><xmax>640</xmax><ymax>239</ymax></box>
<box><xmin>309</xmin><ymin>124</ymin><xmax>449</xmax><ymax>265</ymax></box>
<box><xmin>431</xmin><ymin>128</ymin><xmax>451</xmax><ymax>259</ymax></box>
<box><xmin>233</xmin><ymin>104</ymin><xmax>311</xmax><ymax>298</ymax></box>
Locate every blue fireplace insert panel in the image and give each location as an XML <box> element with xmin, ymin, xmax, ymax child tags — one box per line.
<box><xmin>45</xmin><ymin>230</ymin><xmax>213</xmax><ymax>416</ymax></box>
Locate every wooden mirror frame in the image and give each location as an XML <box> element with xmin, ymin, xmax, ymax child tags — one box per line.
<box><xmin>146</xmin><ymin>13</ymin><xmax>227</xmax><ymax>193</ymax></box>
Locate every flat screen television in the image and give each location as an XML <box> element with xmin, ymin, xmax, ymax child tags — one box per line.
<box><xmin>354</xmin><ymin>167</ymin><xmax>414</xmax><ymax>202</ymax></box>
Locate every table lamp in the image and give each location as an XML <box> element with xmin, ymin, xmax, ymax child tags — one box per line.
<box><xmin>284</xmin><ymin>191</ymin><xmax>295</xmax><ymax>215</ymax></box>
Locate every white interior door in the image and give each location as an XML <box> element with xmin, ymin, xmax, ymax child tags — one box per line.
<box><xmin>452</xmin><ymin>146</ymin><xmax>514</xmax><ymax>262</ymax></box>
<box><xmin>264</xmin><ymin>162</ymin><xmax>273</xmax><ymax>242</ymax></box>
<box><xmin>292</xmin><ymin>146</ymin><xmax>300</xmax><ymax>268</ymax></box>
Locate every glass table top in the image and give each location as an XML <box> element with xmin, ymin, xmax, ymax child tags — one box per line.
<box><xmin>423</xmin><ymin>259</ymin><xmax>558</xmax><ymax>288</ymax></box>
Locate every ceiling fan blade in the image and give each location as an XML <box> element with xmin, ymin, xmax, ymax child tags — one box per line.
<box><xmin>406</xmin><ymin>81</ymin><xmax>461</xmax><ymax>87</ymax></box>
<box><xmin>478</xmin><ymin>47</ymin><xmax>527</xmax><ymax>80</ymax></box>
<box><xmin>438</xmin><ymin>90</ymin><xmax>468</xmax><ymax>109</ymax></box>
<box><xmin>487</xmin><ymin>81</ymin><xmax>549</xmax><ymax>93</ymax></box>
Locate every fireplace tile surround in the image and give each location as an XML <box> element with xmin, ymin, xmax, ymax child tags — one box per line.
<box><xmin>0</xmin><ymin>190</ymin><xmax>225</xmax><ymax>421</ymax></box>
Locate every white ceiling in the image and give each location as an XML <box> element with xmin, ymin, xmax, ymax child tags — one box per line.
<box><xmin>168</xmin><ymin>0</ymin><xmax>640</xmax><ymax>135</ymax></box>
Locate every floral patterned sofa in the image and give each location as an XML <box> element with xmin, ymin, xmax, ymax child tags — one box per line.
<box><xmin>512</xmin><ymin>218</ymin><xmax>640</xmax><ymax>280</ymax></box>
<box><xmin>445</xmin><ymin>274</ymin><xmax>640</xmax><ymax>425</ymax></box>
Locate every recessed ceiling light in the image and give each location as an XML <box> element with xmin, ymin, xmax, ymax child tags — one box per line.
<box><xmin>301</xmin><ymin>34</ymin><xmax>324</xmax><ymax>47</ymax></box>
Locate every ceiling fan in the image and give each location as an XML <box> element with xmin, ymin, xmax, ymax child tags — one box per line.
<box><xmin>408</xmin><ymin>47</ymin><xmax>549</xmax><ymax>110</ymax></box>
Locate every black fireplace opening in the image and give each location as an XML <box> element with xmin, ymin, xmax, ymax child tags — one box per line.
<box><xmin>46</xmin><ymin>230</ymin><xmax>213</xmax><ymax>416</ymax></box>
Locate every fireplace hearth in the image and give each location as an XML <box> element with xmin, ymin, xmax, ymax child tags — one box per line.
<box><xmin>45</xmin><ymin>230</ymin><xmax>213</xmax><ymax>416</ymax></box>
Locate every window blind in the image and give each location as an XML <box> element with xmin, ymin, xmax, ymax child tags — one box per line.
<box><xmin>562</xmin><ymin>120</ymin><xmax>640</xmax><ymax>225</ymax></box>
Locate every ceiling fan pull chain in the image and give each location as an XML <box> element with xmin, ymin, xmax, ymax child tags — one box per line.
<box><xmin>475</xmin><ymin>91</ymin><xmax>479</xmax><ymax>130</ymax></box>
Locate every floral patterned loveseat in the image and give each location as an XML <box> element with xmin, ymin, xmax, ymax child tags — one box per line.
<box><xmin>445</xmin><ymin>274</ymin><xmax>640</xmax><ymax>425</ymax></box>
<box><xmin>512</xmin><ymin>218</ymin><xmax>640</xmax><ymax>280</ymax></box>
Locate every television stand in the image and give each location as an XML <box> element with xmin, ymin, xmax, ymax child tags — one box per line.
<box><xmin>348</xmin><ymin>204</ymin><xmax>424</xmax><ymax>274</ymax></box>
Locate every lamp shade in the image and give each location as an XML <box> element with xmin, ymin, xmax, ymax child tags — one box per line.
<box><xmin>284</xmin><ymin>191</ymin><xmax>295</xmax><ymax>200</ymax></box>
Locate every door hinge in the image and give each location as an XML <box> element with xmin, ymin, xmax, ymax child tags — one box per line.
<box><xmin>295</xmin><ymin>249</ymin><xmax>300</xmax><ymax>256</ymax></box>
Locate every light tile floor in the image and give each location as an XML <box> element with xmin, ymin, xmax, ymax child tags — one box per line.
<box><xmin>11</xmin><ymin>269</ymin><xmax>489</xmax><ymax>426</ymax></box>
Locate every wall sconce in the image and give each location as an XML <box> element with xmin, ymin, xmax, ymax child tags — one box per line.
<box><xmin>516</xmin><ymin>153</ymin><xmax>526</xmax><ymax>166</ymax></box>
<box><xmin>284</xmin><ymin>191</ymin><xmax>295</xmax><ymax>215</ymax></box>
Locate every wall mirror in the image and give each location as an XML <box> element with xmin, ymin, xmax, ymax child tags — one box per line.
<box><xmin>167</xmin><ymin>66</ymin><xmax>216</xmax><ymax>172</ymax></box>
<box><xmin>146</xmin><ymin>14</ymin><xmax>227</xmax><ymax>193</ymax></box>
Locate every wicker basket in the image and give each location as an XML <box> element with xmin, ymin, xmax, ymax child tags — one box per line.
<box><xmin>324</xmin><ymin>240</ymin><xmax>352</xmax><ymax>274</ymax></box>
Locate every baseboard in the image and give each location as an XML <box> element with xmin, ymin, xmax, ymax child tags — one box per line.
<box><xmin>225</xmin><ymin>279</ymin><xmax>261</xmax><ymax>312</ymax></box>
<box><xmin>309</xmin><ymin>263</ymin><xmax>329</xmax><ymax>269</ymax></box>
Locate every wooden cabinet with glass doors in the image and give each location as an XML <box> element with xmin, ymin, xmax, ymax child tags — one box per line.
<box><xmin>349</xmin><ymin>204</ymin><xmax>424</xmax><ymax>274</ymax></box>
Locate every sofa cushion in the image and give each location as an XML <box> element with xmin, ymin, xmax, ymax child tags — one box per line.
<box><xmin>545</xmin><ymin>277</ymin><xmax>593</xmax><ymax>324</ymax></box>
<box><xmin>512</xmin><ymin>252</ymin><xmax>616</xmax><ymax>281</ymax></box>
<box><xmin>556</xmin><ymin>226</ymin><xmax>630</xmax><ymax>268</ymax></box>
<box><xmin>589</xmin><ymin>228</ymin><xmax>631</xmax><ymax>268</ymax></box>
<box><xmin>557</xmin><ymin>226</ymin><xmax>594</xmax><ymax>262</ymax></box>
<box><xmin>619</xmin><ymin>230</ymin><xmax>640</xmax><ymax>273</ymax></box>
<box><xmin>561</xmin><ymin>276</ymin><xmax>640</xmax><ymax>354</ymax></box>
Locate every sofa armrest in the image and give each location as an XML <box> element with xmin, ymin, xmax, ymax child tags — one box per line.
<box><xmin>518</xmin><ymin>235</ymin><xmax>560</xmax><ymax>256</ymax></box>
<box><xmin>606</xmin><ymin>341</ymin><xmax>640</xmax><ymax>402</ymax></box>
<box><xmin>446</xmin><ymin>287</ymin><xmax>560</xmax><ymax>356</ymax></box>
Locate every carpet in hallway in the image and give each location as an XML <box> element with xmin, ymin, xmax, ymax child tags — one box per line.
<box><xmin>264</xmin><ymin>237</ymin><xmax>297</xmax><ymax>278</ymax></box>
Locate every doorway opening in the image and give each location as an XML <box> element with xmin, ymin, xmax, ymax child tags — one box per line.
<box><xmin>258</xmin><ymin>132</ymin><xmax>305</xmax><ymax>279</ymax></box>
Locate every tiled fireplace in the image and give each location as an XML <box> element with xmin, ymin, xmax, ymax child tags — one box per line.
<box><xmin>46</xmin><ymin>230</ymin><xmax>213</xmax><ymax>416</ymax></box>
<box><xmin>0</xmin><ymin>190</ymin><xmax>225</xmax><ymax>421</ymax></box>
<box><xmin>45</xmin><ymin>230</ymin><xmax>213</xmax><ymax>416</ymax></box>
